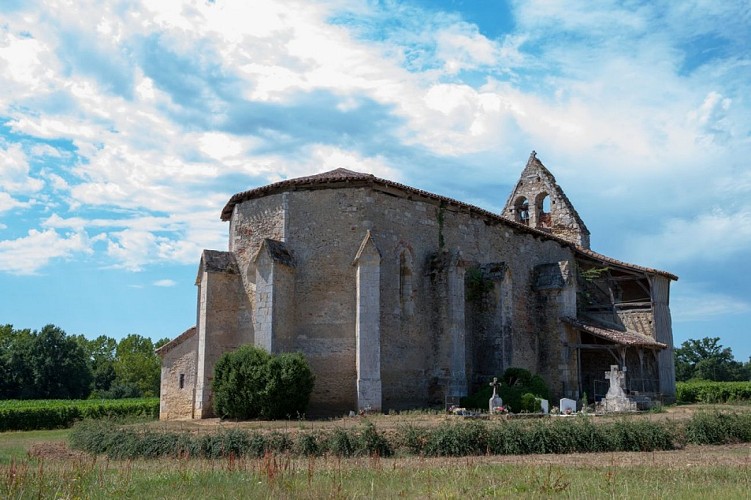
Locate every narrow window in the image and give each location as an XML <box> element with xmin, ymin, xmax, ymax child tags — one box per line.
<box><xmin>399</xmin><ymin>248</ymin><xmax>414</xmax><ymax>317</ymax></box>
<box><xmin>179</xmin><ymin>373</ymin><xmax>185</xmax><ymax>389</ymax></box>
<box><xmin>535</xmin><ymin>192</ymin><xmax>552</xmax><ymax>229</ymax></box>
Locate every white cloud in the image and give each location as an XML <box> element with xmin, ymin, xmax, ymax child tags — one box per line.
<box><xmin>153</xmin><ymin>279</ymin><xmax>176</xmax><ymax>287</ymax></box>
<box><xmin>672</xmin><ymin>289</ymin><xmax>751</xmax><ymax>322</ymax></box>
<box><xmin>198</xmin><ymin>132</ymin><xmax>244</xmax><ymax>161</ymax></box>
<box><xmin>0</xmin><ymin>229</ymin><xmax>92</xmax><ymax>275</ymax></box>
<box><xmin>105</xmin><ymin>228</ymin><xmax>204</xmax><ymax>271</ymax></box>
<box><xmin>0</xmin><ymin>143</ymin><xmax>45</xmax><ymax>194</ymax></box>
<box><xmin>0</xmin><ymin>0</ymin><xmax>749</xmax><ymax>279</ymax></box>
<box><xmin>627</xmin><ymin>207</ymin><xmax>751</xmax><ymax>266</ymax></box>
<box><xmin>435</xmin><ymin>23</ymin><xmax>500</xmax><ymax>74</ymax></box>
<box><xmin>0</xmin><ymin>192</ymin><xmax>28</xmax><ymax>214</ymax></box>
<box><xmin>0</xmin><ymin>31</ymin><xmax>52</xmax><ymax>94</ymax></box>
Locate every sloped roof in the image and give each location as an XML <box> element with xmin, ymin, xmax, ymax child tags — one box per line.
<box><xmin>220</xmin><ymin>166</ymin><xmax>677</xmax><ymax>280</ymax></box>
<box><xmin>254</xmin><ymin>239</ymin><xmax>295</xmax><ymax>267</ymax></box>
<box><xmin>201</xmin><ymin>250</ymin><xmax>238</xmax><ymax>274</ymax></box>
<box><xmin>155</xmin><ymin>326</ymin><xmax>196</xmax><ymax>358</ymax></box>
<box><xmin>561</xmin><ymin>317</ymin><xmax>667</xmax><ymax>349</ymax></box>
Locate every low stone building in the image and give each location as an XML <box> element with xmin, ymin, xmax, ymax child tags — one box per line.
<box><xmin>157</xmin><ymin>152</ymin><xmax>677</xmax><ymax>419</ymax></box>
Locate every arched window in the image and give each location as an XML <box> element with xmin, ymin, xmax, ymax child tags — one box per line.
<box><xmin>514</xmin><ymin>197</ymin><xmax>530</xmax><ymax>225</ymax></box>
<box><xmin>535</xmin><ymin>192</ymin><xmax>552</xmax><ymax>229</ymax></box>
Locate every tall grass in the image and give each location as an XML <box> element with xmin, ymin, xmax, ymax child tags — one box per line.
<box><xmin>68</xmin><ymin>412</ymin><xmax>751</xmax><ymax>460</ymax></box>
<box><xmin>2</xmin><ymin>451</ymin><xmax>750</xmax><ymax>499</ymax></box>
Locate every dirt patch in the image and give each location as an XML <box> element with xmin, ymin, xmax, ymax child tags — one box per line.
<box><xmin>27</xmin><ymin>442</ymin><xmax>89</xmax><ymax>461</ymax></box>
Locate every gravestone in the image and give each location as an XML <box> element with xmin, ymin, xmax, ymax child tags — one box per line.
<box><xmin>539</xmin><ymin>399</ymin><xmax>549</xmax><ymax>414</ymax></box>
<box><xmin>559</xmin><ymin>397</ymin><xmax>577</xmax><ymax>414</ymax></box>
<box><xmin>488</xmin><ymin>377</ymin><xmax>503</xmax><ymax>413</ymax></box>
<box><xmin>602</xmin><ymin>365</ymin><xmax>637</xmax><ymax>412</ymax></box>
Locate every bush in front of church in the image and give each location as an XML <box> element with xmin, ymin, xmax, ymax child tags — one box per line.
<box><xmin>212</xmin><ymin>346</ymin><xmax>315</xmax><ymax>420</ymax></box>
<box><xmin>461</xmin><ymin>367</ymin><xmax>549</xmax><ymax>413</ymax></box>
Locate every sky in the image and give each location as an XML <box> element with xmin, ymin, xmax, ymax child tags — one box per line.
<box><xmin>1</xmin><ymin>0</ymin><xmax>750</xmax><ymax>360</ymax></box>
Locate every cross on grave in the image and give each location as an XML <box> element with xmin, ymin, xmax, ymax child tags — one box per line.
<box><xmin>605</xmin><ymin>365</ymin><xmax>627</xmax><ymax>400</ymax></box>
<box><xmin>489</xmin><ymin>377</ymin><xmax>500</xmax><ymax>398</ymax></box>
<box><xmin>489</xmin><ymin>377</ymin><xmax>503</xmax><ymax>413</ymax></box>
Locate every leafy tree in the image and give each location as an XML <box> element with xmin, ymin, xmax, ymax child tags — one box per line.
<box><xmin>114</xmin><ymin>334</ymin><xmax>162</xmax><ymax>397</ymax></box>
<box><xmin>0</xmin><ymin>325</ymin><xmax>35</xmax><ymax>398</ymax></box>
<box><xmin>0</xmin><ymin>324</ymin><xmax>92</xmax><ymax>399</ymax></box>
<box><xmin>213</xmin><ymin>346</ymin><xmax>315</xmax><ymax>420</ymax></box>
<box><xmin>74</xmin><ymin>334</ymin><xmax>118</xmax><ymax>395</ymax></box>
<box><xmin>674</xmin><ymin>337</ymin><xmax>750</xmax><ymax>382</ymax></box>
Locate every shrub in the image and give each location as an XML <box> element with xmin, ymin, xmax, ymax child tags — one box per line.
<box><xmin>676</xmin><ymin>381</ymin><xmax>751</xmax><ymax>404</ymax></box>
<box><xmin>0</xmin><ymin>398</ymin><xmax>158</xmax><ymax>431</ymax></box>
<box><xmin>327</xmin><ymin>428</ymin><xmax>355</xmax><ymax>457</ymax></box>
<box><xmin>424</xmin><ymin>421</ymin><xmax>487</xmax><ymax>456</ymax></box>
<box><xmin>683</xmin><ymin>411</ymin><xmax>751</xmax><ymax>445</ymax></box>
<box><xmin>355</xmin><ymin>422</ymin><xmax>393</xmax><ymax>457</ymax></box>
<box><xmin>462</xmin><ymin>368</ymin><xmax>550</xmax><ymax>412</ymax></box>
<box><xmin>213</xmin><ymin>346</ymin><xmax>271</xmax><ymax>420</ymax></box>
<box><xmin>520</xmin><ymin>393</ymin><xmax>541</xmax><ymax>413</ymax></box>
<box><xmin>212</xmin><ymin>346</ymin><xmax>315</xmax><ymax>420</ymax></box>
<box><xmin>264</xmin><ymin>353</ymin><xmax>315</xmax><ymax>419</ymax></box>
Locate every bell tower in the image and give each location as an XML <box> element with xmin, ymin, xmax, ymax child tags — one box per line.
<box><xmin>503</xmin><ymin>152</ymin><xmax>590</xmax><ymax>249</ymax></box>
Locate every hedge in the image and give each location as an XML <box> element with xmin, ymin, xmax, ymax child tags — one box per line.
<box><xmin>69</xmin><ymin>412</ymin><xmax>751</xmax><ymax>460</ymax></box>
<box><xmin>0</xmin><ymin>398</ymin><xmax>159</xmax><ymax>431</ymax></box>
<box><xmin>676</xmin><ymin>381</ymin><xmax>751</xmax><ymax>404</ymax></box>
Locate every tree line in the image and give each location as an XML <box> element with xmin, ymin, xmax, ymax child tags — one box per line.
<box><xmin>674</xmin><ymin>337</ymin><xmax>751</xmax><ymax>382</ymax></box>
<box><xmin>0</xmin><ymin>324</ymin><xmax>169</xmax><ymax>400</ymax></box>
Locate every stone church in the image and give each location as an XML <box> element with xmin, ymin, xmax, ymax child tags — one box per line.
<box><xmin>157</xmin><ymin>153</ymin><xmax>677</xmax><ymax>419</ymax></box>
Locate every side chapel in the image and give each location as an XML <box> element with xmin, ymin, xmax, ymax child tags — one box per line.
<box><xmin>157</xmin><ymin>153</ymin><xmax>677</xmax><ymax>419</ymax></box>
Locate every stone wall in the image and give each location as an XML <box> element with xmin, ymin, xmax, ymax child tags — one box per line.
<box><xmin>194</xmin><ymin>267</ymin><xmax>252</xmax><ymax>418</ymax></box>
<box><xmin>269</xmin><ymin>185</ymin><xmax>576</xmax><ymax>412</ymax></box>
<box><xmin>159</xmin><ymin>331</ymin><xmax>197</xmax><ymax>420</ymax></box>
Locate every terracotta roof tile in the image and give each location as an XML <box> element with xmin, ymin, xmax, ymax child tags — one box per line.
<box><xmin>561</xmin><ymin>317</ymin><xmax>667</xmax><ymax>349</ymax></box>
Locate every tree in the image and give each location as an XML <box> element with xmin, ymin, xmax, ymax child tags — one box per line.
<box><xmin>75</xmin><ymin>334</ymin><xmax>118</xmax><ymax>395</ymax></box>
<box><xmin>29</xmin><ymin>325</ymin><xmax>93</xmax><ymax>399</ymax></box>
<box><xmin>113</xmin><ymin>334</ymin><xmax>162</xmax><ymax>397</ymax></box>
<box><xmin>0</xmin><ymin>324</ymin><xmax>93</xmax><ymax>399</ymax></box>
<box><xmin>0</xmin><ymin>325</ymin><xmax>35</xmax><ymax>398</ymax></box>
<box><xmin>213</xmin><ymin>346</ymin><xmax>315</xmax><ymax>420</ymax></box>
<box><xmin>674</xmin><ymin>337</ymin><xmax>750</xmax><ymax>382</ymax></box>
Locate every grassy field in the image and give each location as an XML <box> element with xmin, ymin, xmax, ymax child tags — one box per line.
<box><xmin>1</xmin><ymin>405</ymin><xmax>750</xmax><ymax>499</ymax></box>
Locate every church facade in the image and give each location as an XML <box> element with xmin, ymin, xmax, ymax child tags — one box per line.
<box><xmin>157</xmin><ymin>153</ymin><xmax>677</xmax><ymax>419</ymax></box>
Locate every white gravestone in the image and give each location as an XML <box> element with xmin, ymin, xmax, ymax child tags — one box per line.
<box><xmin>539</xmin><ymin>399</ymin><xmax>549</xmax><ymax>414</ymax></box>
<box><xmin>488</xmin><ymin>377</ymin><xmax>503</xmax><ymax>413</ymax></box>
<box><xmin>559</xmin><ymin>398</ymin><xmax>577</xmax><ymax>415</ymax></box>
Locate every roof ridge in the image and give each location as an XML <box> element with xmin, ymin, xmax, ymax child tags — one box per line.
<box><xmin>217</xmin><ymin>165</ymin><xmax>677</xmax><ymax>281</ymax></box>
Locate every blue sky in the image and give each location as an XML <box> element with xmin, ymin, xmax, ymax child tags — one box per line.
<box><xmin>1</xmin><ymin>1</ymin><xmax>750</xmax><ymax>360</ymax></box>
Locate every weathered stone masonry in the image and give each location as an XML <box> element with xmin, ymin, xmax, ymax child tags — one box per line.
<box><xmin>158</xmin><ymin>153</ymin><xmax>678</xmax><ymax>419</ymax></box>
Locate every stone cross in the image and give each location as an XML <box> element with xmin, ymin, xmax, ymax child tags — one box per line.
<box><xmin>489</xmin><ymin>377</ymin><xmax>503</xmax><ymax>413</ymax></box>
<box><xmin>605</xmin><ymin>365</ymin><xmax>627</xmax><ymax>399</ymax></box>
<box><xmin>489</xmin><ymin>377</ymin><xmax>500</xmax><ymax>398</ymax></box>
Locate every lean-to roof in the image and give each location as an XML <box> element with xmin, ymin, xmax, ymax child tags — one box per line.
<box><xmin>561</xmin><ymin>317</ymin><xmax>668</xmax><ymax>349</ymax></box>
